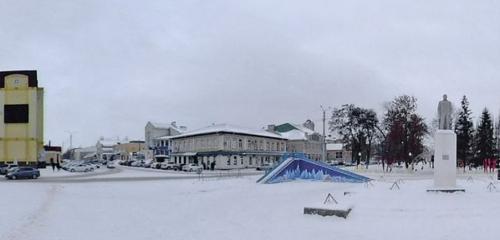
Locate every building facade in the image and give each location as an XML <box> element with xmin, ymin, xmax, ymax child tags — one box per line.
<box><xmin>169</xmin><ymin>124</ymin><xmax>287</xmax><ymax>169</ymax></box>
<box><xmin>0</xmin><ymin>70</ymin><xmax>44</xmax><ymax>165</ymax></box>
<box><xmin>145</xmin><ymin>121</ymin><xmax>186</xmax><ymax>155</ymax></box>
<box><xmin>96</xmin><ymin>139</ymin><xmax>119</xmax><ymax>161</ymax></box>
<box><xmin>269</xmin><ymin>120</ymin><xmax>323</xmax><ymax>161</ymax></box>
<box><xmin>114</xmin><ymin>140</ymin><xmax>146</xmax><ymax>160</ymax></box>
<box><xmin>43</xmin><ymin>145</ymin><xmax>62</xmax><ymax>165</ymax></box>
<box><xmin>326</xmin><ymin>143</ymin><xmax>352</xmax><ymax>164</ymax></box>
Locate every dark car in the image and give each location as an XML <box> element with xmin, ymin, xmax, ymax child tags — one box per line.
<box><xmin>0</xmin><ymin>164</ymin><xmax>19</xmax><ymax>175</ymax></box>
<box><xmin>6</xmin><ymin>167</ymin><xmax>40</xmax><ymax>180</ymax></box>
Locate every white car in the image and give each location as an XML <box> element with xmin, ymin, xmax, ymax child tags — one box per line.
<box><xmin>130</xmin><ymin>160</ymin><xmax>143</xmax><ymax>167</ymax></box>
<box><xmin>160</xmin><ymin>162</ymin><xmax>177</xmax><ymax>170</ymax></box>
<box><xmin>150</xmin><ymin>162</ymin><xmax>162</xmax><ymax>169</ymax></box>
<box><xmin>182</xmin><ymin>164</ymin><xmax>203</xmax><ymax>172</ymax></box>
<box><xmin>68</xmin><ymin>164</ymin><xmax>95</xmax><ymax>172</ymax></box>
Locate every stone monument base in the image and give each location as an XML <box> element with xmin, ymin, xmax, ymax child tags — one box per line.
<box><xmin>426</xmin><ymin>188</ymin><xmax>465</xmax><ymax>193</ymax></box>
<box><xmin>429</xmin><ymin>130</ymin><xmax>464</xmax><ymax>192</ymax></box>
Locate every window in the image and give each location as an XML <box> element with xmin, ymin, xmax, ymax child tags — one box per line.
<box><xmin>227</xmin><ymin>157</ymin><xmax>231</xmax><ymax>165</ymax></box>
<box><xmin>241</xmin><ymin>157</ymin><xmax>243</xmax><ymax>165</ymax></box>
<box><xmin>249</xmin><ymin>157</ymin><xmax>253</xmax><ymax>165</ymax></box>
<box><xmin>238</xmin><ymin>139</ymin><xmax>243</xmax><ymax>149</ymax></box>
<box><xmin>4</xmin><ymin>104</ymin><xmax>29</xmax><ymax>123</ymax></box>
<box><xmin>336</xmin><ymin>152</ymin><xmax>343</xmax><ymax>159</ymax></box>
<box><xmin>233</xmin><ymin>156</ymin><xmax>237</xmax><ymax>165</ymax></box>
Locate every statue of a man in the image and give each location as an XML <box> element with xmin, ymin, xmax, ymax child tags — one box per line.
<box><xmin>438</xmin><ymin>94</ymin><xmax>452</xmax><ymax>130</ymax></box>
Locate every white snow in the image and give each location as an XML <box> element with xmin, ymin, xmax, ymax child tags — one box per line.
<box><xmin>278</xmin><ymin>129</ymin><xmax>308</xmax><ymax>140</ymax></box>
<box><xmin>1</xmin><ymin>167</ymin><xmax>500</xmax><ymax>240</ymax></box>
<box><xmin>170</xmin><ymin>123</ymin><xmax>286</xmax><ymax>140</ymax></box>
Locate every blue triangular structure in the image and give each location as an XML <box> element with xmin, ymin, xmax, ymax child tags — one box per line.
<box><xmin>257</xmin><ymin>153</ymin><xmax>370</xmax><ymax>184</ymax></box>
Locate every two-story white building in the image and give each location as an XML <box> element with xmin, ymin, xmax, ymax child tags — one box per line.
<box><xmin>169</xmin><ymin>124</ymin><xmax>287</xmax><ymax>170</ymax></box>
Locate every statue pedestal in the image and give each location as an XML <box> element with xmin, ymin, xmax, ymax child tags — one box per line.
<box><xmin>427</xmin><ymin>130</ymin><xmax>465</xmax><ymax>193</ymax></box>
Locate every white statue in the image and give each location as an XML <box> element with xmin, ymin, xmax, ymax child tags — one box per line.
<box><xmin>438</xmin><ymin>94</ymin><xmax>452</xmax><ymax>130</ymax></box>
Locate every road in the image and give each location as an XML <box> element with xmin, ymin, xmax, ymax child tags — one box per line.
<box><xmin>0</xmin><ymin>166</ymin><xmax>264</xmax><ymax>184</ymax></box>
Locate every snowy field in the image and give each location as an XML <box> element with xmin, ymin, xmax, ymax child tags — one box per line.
<box><xmin>1</xmin><ymin>168</ymin><xmax>500</xmax><ymax>240</ymax></box>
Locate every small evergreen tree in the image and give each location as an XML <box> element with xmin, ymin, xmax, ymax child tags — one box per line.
<box><xmin>474</xmin><ymin>108</ymin><xmax>495</xmax><ymax>166</ymax></box>
<box><xmin>454</xmin><ymin>96</ymin><xmax>474</xmax><ymax>171</ymax></box>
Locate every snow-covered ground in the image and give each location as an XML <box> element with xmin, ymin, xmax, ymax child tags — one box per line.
<box><xmin>1</xmin><ymin>168</ymin><xmax>499</xmax><ymax>240</ymax></box>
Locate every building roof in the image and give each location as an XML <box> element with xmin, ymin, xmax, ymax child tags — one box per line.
<box><xmin>169</xmin><ymin>123</ymin><xmax>287</xmax><ymax>140</ymax></box>
<box><xmin>75</xmin><ymin>146</ymin><xmax>97</xmax><ymax>153</ymax></box>
<box><xmin>44</xmin><ymin>145</ymin><xmax>62</xmax><ymax>152</ymax></box>
<box><xmin>148</xmin><ymin>122</ymin><xmax>187</xmax><ymax>133</ymax></box>
<box><xmin>97</xmin><ymin>139</ymin><xmax>120</xmax><ymax>147</ymax></box>
<box><xmin>278</xmin><ymin>129</ymin><xmax>308</xmax><ymax>140</ymax></box>
<box><xmin>326</xmin><ymin>143</ymin><xmax>344</xmax><ymax>151</ymax></box>
<box><xmin>273</xmin><ymin>122</ymin><xmax>318</xmax><ymax>140</ymax></box>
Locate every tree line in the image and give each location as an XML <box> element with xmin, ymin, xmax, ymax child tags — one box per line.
<box><xmin>329</xmin><ymin>95</ymin><xmax>498</xmax><ymax>170</ymax></box>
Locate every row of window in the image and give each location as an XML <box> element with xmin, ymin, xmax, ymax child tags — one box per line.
<box><xmin>171</xmin><ymin>135</ymin><xmax>286</xmax><ymax>152</ymax></box>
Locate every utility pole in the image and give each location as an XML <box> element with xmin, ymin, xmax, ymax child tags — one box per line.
<box><xmin>320</xmin><ymin>105</ymin><xmax>328</xmax><ymax>162</ymax></box>
<box><xmin>65</xmin><ymin>130</ymin><xmax>77</xmax><ymax>150</ymax></box>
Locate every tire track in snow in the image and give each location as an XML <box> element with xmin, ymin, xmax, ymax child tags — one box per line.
<box><xmin>1</xmin><ymin>184</ymin><xmax>62</xmax><ymax>240</ymax></box>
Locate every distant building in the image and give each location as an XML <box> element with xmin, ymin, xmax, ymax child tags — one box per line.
<box><xmin>153</xmin><ymin>136</ymin><xmax>171</xmax><ymax>156</ymax></box>
<box><xmin>269</xmin><ymin>120</ymin><xmax>323</xmax><ymax>161</ymax></box>
<box><xmin>43</xmin><ymin>145</ymin><xmax>62</xmax><ymax>165</ymax></box>
<box><xmin>96</xmin><ymin>139</ymin><xmax>120</xmax><ymax>161</ymax></box>
<box><xmin>114</xmin><ymin>140</ymin><xmax>146</xmax><ymax>160</ymax></box>
<box><xmin>326</xmin><ymin>143</ymin><xmax>351</xmax><ymax>164</ymax></box>
<box><xmin>72</xmin><ymin>146</ymin><xmax>98</xmax><ymax>160</ymax></box>
<box><xmin>145</xmin><ymin>121</ymin><xmax>187</xmax><ymax>154</ymax></box>
<box><xmin>169</xmin><ymin>124</ymin><xmax>287</xmax><ymax>169</ymax></box>
<box><xmin>0</xmin><ymin>70</ymin><xmax>44</xmax><ymax>165</ymax></box>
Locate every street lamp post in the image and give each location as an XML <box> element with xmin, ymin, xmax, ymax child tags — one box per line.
<box><xmin>409</xmin><ymin>152</ymin><xmax>413</xmax><ymax>170</ymax></box>
<box><xmin>358</xmin><ymin>151</ymin><xmax>362</xmax><ymax>168</ymax></box>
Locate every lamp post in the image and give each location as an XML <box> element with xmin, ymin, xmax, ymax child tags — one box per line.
<box><xmin>358</xmin><ymin>151</ymin><xmax>362</xmax><ymax>168</ymax></box>
<box><xmin>320</xmin><ymin>105</ymin><xmax>330</xmax><ymax>162</ymax></box>
<box><xmin>409</xmin><ymin>152</ymin><xmax>413</xmax><ymax>170</ymax></box>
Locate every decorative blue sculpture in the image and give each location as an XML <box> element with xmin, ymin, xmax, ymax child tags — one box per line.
<box><xmin>257</xmin><ymin>153</ymin><xmax>370</xmax><ymax>184</ymax></box>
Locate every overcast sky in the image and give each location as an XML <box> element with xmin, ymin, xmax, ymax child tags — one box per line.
<box><xmin>1</xmin><ymin>0</ymin><xmax>499</xmax><ymax>148</ymax></box>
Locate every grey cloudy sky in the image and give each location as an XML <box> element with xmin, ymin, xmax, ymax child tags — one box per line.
<box><xmin>1</xmin><ymin>0</ymin><xmax>499</xmax><ymax>148</ymax></box>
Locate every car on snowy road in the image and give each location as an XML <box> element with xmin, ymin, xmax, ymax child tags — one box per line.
<box><xmin>68</xmin><ymin>164</ymin><xmax>95</xmax><ymax>172</ymax></box>
<box><xmin>5</xmin><ymin>167</ymin><xmax>40</xmax><ymax>180</ymax></box>
<box><xmin>160</xmin><ymin>162</ymin><xmax>177</xmax><ymax>170</ymax></box>
<box><xmin>106</xmin><ymin>161</ymin><xmax>116</xmax><ymax>169</ymax></box>
<box><xmin>182</xmin><ymin>164</ymin><xmax>203</xmax><ymax>172</ymax></box>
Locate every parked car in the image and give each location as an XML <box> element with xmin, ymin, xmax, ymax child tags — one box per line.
<box><xmin>130</xmin><ymin>160</ymin><xmax>143</xmax><ymax>167</ymax></box>
<box><xmin>0</xmin><ymin>164</ymin><xmax>19</xmax><ymax>175</ymax></box>
<box><xmin>151</xmin><ymin>162</ymin><xmax>162</xmax><ymax>169</ymax></box>
<box><xmin>68</xmin><ymin>164</ymin><xmax>94</xmax><ymax>172</ymax></box>
<box><xmin>5</xmin><ymin>167</ymin><xmax>40</xmax><ymax>180</ymax></box>
<box><xmin>256</xmin><ymin>163</ymin><xmax>272</xmax><ymax>171</ymax></box>
<box><xmin>143</xmin><ymin>159</ymin><xmax>153</xmax><ymax>168</ymax></box>
<box><xmin>182</xmin><ymin>163</ymin><xmax>203</xmax><ymax>172</ymax></box>
<box><xmin>106</xmin><ymin>161</ymin><xmax>116</xmax><ymax>169</ymax></box>
<box><xmin>160</xmin><ymin>162</ymin><xmax>177</xmax><ymax>170</ymax></box>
